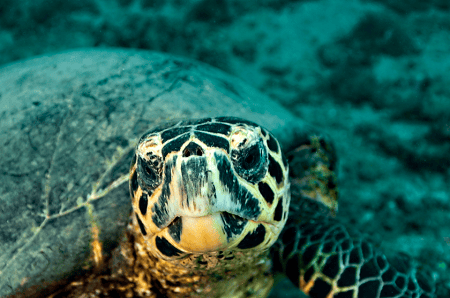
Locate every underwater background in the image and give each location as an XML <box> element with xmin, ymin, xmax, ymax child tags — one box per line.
<box><xmin>0</xmin><ymin>0</ymin><xmax>449</xmax><ymax>297</ymax></box>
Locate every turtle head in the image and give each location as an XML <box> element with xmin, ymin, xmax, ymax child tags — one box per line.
<box><xmin>129</xmin><ymin>117</ymin><xmax>290</xmax><ymax>260</ymax></box>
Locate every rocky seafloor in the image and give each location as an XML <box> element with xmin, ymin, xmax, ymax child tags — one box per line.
<box><xmin>0</xmin><ymin>0</ymin><xmax>449</xmax><ymax>297</ymax></box>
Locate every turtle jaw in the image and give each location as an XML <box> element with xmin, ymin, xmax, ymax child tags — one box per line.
<box><xmin>170</xmin><ymin>213</ymin><xmax>229</xmax><ymax>253</ymax></box>
<box><xmin>153</xmin><ymin>210</ymin><xmax>280</xmax><ymax>256</ymax></box>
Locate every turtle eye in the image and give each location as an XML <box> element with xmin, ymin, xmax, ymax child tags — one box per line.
<box><xmin>137</xmin><ymin>153</ymin><xmax>162</xmax><ymax>195</ymax></box>
<box><xmin>241</xmin><ymin>144</ymin><xmax>260</xmax><ymax>170</ymax></box>
<box><xmin>231</xmin><ymin>139</ymin><xmax>268</xmax><ymax>183</ymax></box>
<box><xmin>143</xmin><ymin>162</ymin><xmax>156</xmax><ymax>179</ymax></box>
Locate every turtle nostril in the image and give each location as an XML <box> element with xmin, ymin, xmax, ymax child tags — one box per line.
<box><xmin>183</xmin><ymin>148</ymin><xmax>191</xmax><ymax>157</ymax></box>
<box><xmin>182</xmin><ymin>142</ymin><xmax>204</xmax><ymax>157</ymax></box>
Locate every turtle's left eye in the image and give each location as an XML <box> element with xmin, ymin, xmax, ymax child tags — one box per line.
<box><xmin>231</xmin><ymin>139</ymin><xmax>268</xmax><ymax>183</ymax></box>
<box><xmin>137</xmin><ymin>153</ymin><xmax>162</xmax><ymax>194</ymax></box>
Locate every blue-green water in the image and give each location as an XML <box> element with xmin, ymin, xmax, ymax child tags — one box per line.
<box><xmin>0</xmin><ymin>0</ymin><xmax>448</xmax><ymax>297</ymax></box>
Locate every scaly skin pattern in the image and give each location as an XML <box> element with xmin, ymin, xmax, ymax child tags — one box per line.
<box><xmin>272</xmin><ymin>135</ymin><xmax>436</xmax><ymax>298</ymax></box>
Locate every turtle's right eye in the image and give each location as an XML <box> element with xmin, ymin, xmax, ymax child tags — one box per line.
<box><xmin>137</xmin><ymin>153</ymin><xmax>162</xmax><ymax>194</ymax></box>
<box><xmin>240</xmin><ymin>143</ymin><xmax>260</xmax><ymax>170</ymax></box>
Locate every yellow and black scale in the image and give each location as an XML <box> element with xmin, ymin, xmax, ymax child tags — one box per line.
<box><xmin>59</xmin><ymin>117</ymin><xmax>435</xmax><ymax>298</ymax></box>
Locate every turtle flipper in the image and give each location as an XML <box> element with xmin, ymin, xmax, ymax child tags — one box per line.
<box><xmin>273</xmin><ymin>135</ymin><xmax>436</xmax><ymax>297</ymax></box>
<box><xmin>272</xmin><ymin>201</ymin><xmax>436</xmax><ymax>297</ymax></box>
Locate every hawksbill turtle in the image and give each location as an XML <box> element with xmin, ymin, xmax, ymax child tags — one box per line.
<box><xmin>0</xmin><ymin>49</ymin><xmax>435</xmax><ymax>298</ymax></box>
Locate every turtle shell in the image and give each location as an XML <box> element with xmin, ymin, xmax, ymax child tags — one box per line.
<box><xmin>0</xmin><ymin>49</ymin><xmax>320</xmax><ymax>297</ymax></box>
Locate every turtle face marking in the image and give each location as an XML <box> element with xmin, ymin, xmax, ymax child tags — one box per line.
<box><xmin>129</xmin><ymin>117</ymin><xmax>290</xmax><ymax>260</ymax></box>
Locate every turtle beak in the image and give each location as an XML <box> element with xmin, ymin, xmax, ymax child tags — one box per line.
<box><xmin>176</xmin><ymin>213</ymin><xmax>229</xmax><ymax>252</ymax></box>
